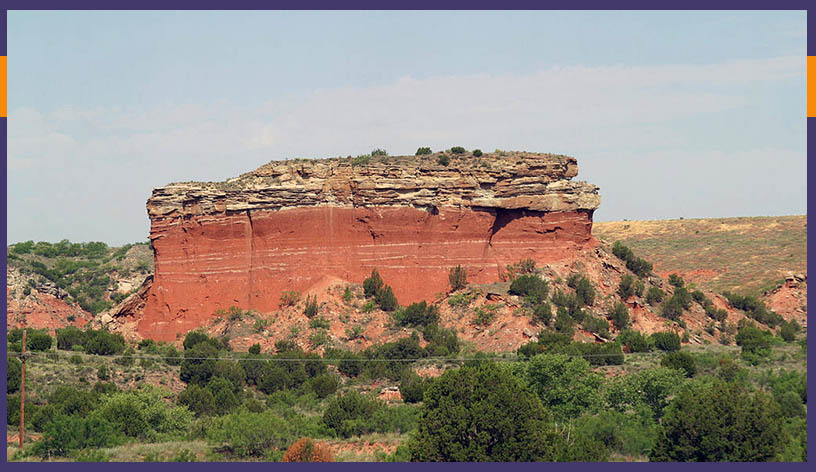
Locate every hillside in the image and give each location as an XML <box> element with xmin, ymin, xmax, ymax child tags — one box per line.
<box><xmin>594</xmin><ymin>215</ymin><xmax>807</xmax><ymax>297</ymax></box>
<box><xmin>6</xmin><ymin>241</ymin><xmax>154</xmax><ymax>332</ymax></box>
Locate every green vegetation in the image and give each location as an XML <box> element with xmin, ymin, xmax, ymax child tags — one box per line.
<box><xmin>448</xmin><ymin>265</ymin><xmax>467</xmax><ymax>291</ymax></box>
<box><xmin>415</xmin><ymin>147</ymin><xmax>432</xmax><ymax>156</ymax></box>
<box><xmin>436</xmin><ymin>154</ymin><xmax>450</xmax><ymax>166</ymax></box>
<box><xmin>363</xmin><ymin>269</ymin><xmax>398</xmax><ymax>312</ymax></box>
<box><xmin>8</xmin><ymin>240</ymin><xmax>152</xmax><ymax>314</ymax></box>
<box><xmin>611</xmin><ymin>241</ymin><xmax>654</xmax><ymax>277</ymax></box>
<box><xmin>449</xmin><ymin>146</ymin><xmax>466</xmax><ymax>154</ymax></box>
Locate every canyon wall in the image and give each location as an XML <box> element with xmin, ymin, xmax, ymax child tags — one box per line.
<box><xmin>139</xmin><ymin>152</ymin><xmax>601</xmax><ymax>340</ymax></box>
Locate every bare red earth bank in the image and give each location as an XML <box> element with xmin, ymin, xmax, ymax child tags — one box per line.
<box><xmin>141</xmin><ymin>207</ymin><xmax>594</xmax><ymax>340</ymax></box>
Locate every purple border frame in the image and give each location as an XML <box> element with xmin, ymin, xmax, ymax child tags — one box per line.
<box><xmin>0</xmin><ymin>3</ymin><xmax>811</xmax><ymax>470</ymax></box>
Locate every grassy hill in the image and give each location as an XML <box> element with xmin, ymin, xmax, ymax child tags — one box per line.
<box><xmin>594</xmin><ymin>215</ymin><xmax>807</xmax><ymax>297</ymax></box>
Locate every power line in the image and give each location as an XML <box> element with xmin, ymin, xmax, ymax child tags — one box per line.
<box><xmin>9</xmin><ymin>349</ymin><xmax>644</xmax><ymax>363</ymax></box>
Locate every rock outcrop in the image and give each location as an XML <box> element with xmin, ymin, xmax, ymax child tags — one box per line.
<box><xmin>139</xmin><ymin>151</ymin><xmax>601</xmax><ymax>340</ymax></box>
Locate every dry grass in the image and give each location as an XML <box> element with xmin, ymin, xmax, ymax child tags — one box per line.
<box><xmin>594</xmin><ymin>215</ymin><xmax>806</xmax><ymax>296</ymax></box>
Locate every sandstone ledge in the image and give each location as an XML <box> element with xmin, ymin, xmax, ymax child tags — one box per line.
<box><xmin>147</xmin><ymin>151</ymin><xmax>601</xmax><ymax>225</ymax></box>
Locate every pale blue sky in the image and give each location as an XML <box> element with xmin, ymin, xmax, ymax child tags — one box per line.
<box><xmin>7</xmin><ymin>10</ymin><xmax>807</xmax><ymax>245</ymax></box>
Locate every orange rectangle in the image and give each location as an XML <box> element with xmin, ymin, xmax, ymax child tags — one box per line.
<box><xmin>809</xmin><ymin>56</ymin><xmax>815</xmax><ymax>117</ymax></box>
<box><xmin>0</xmin><ymin>56</ymin><xmax>6</xmax><ymax>118</ymax></box>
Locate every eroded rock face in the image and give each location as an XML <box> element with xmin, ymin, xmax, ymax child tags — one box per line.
<box><xmin>140</xmin><ymin>152</ymin><xmax>601</xmax><ymax>340</ymax></box>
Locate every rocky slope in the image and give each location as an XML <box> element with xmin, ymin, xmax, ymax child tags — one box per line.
<box><xmin>140</xmin><ymin>151</ymin><xmax>601</xmax><ymax>340</ymax></box>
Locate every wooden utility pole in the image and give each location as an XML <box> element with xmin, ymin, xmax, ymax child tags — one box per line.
<box><xmin>19</xmin><ymin>328</ymin><xmax>26</xmax><ymax>449</ymax></box>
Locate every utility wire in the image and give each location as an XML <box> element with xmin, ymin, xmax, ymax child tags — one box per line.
<box><xmin>8</xmin><ymin>349</ymin><xmax>644</xmax><ymax>363</ymax></box>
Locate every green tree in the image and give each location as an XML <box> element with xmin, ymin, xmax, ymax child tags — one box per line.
<box><xmin>409</xmin><ymin>362</ymin><xmax>554</xmax><ymax>461</ymax></box>
<box><xmin>180</xmin><ymin>342</ymin><xmax>220</xmax><ymax>385</ymax></box>
<box><xmin>178</xmin><ymin>384</ymin><xmax>216</xmax><ymax>416</ymax></box>
<box><xmin>7</xmin><ymin>356</ymin><xmax>22</xmax><ymax>393</ymax></box>
<box><xmin>363</xmin><ymin>269</ymin><xmax>384</xmax><ymax>298</ymax></box>
<box><xmin>651</xmin><ymin>331</ymin><xmax>681</xmax><ymax>352</ymax></box>
<box><xmin>375</xmin><ymin>285</ymin><xmax>398</xmax><ymax>312</ymax></box>
<box><xmin>609</xmin><ymin>302</ymin><xmax>630</xmax><ymax>330</ymax></box>
<box><xmin>650</xmin><ymin>381</ymin><xmax>784</xmax><ymax>461</ymax></box>
<box><xmin>646</xmin><ymin>287</ymin><xmax>665</xmax><ymax>305</ymax></box>
<box><xmin>660</xmin><ymin>351</ymin><xmax>697</xmax><ymax>377</ymax></box>
<box><xmin>516</xmin><ymin>354</ymin><xmax>603</xmax><ymax>422</ymax></box>
<box><xmin>448</xmin><ymin>265</ymin><xmax>467</xmax><ymax>291</ymax></box>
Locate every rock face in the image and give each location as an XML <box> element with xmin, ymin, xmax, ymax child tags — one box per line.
<box><xmin>140</xmin><ymin>152</ymin><xmax>601</xmax><ymax>340</ymax></box>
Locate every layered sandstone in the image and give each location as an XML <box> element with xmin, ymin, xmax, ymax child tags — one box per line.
<box><xmin>140</xmin><ymin>152</ymin><xmax>601</xmax><ymax>340</ymax></box>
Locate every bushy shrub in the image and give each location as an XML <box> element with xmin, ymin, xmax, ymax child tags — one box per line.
<box><xmin>7</xmin><ymin>356</ymin><xmax>22</xmax><ymax>393</ymax></box>
<box><xmin>410</xmin><ymin>361</ymin><xmax>566</xmax><ymax>461</ymax></box>
<box><xmin>582</xmin><ymin>315</ymin><xmax>611</xmax><ymax>338</ymax></box>
<box><xmin>735</xmin><ymin>323</ymin><xmax>774</xmax><ymax>363</ymax></box>
<box><xmin>618</xmin><ymin>274</ymin><xmax>634</xmax><ymax>299</ymax></box>
<box><xmin>395</xmin><ymin>301</ymin><xmax>440</xmax><ymax>327</ymax></box>
<box><xmin>363</xmin><ymin>269</ymin><xmax>384</xmax><ymax>297</ymax></box>
<box><xmin>180</xmin><ymin>342</ymin><xmax>220</xmax><ymax>385</ymax></box>
<box><xmin>660</xmin><ymin>351</ymin><xmax>697</xmax><ymax>377</ymax></box>
<box><xmin>17</xmin><ymin>329</ymin><xmax>53</xmax><ymax>351</ymax></box>
<box><xmin>351</xmin><ymin>154</ymin><xmax>371</xmax><ymax>166</ymax></box>
<box><xmin>304</xmin><ymin>295</ymin><xmax>318</xmax><ymax>318</ymax></box>
<box><xmin>371</xmin><ymin>148</ymin><xmax>388</xmax><ymax>156</ymax></box>
<box><xmin>207</xmin><ymin>377</ymin><xmax>239</xmax><ymax>415</ymax></box>
<box><xmin>472</xmin><ymin>149</ymin><xmax>483</xmax><ymax>157</ymax></box>
<box><xmin>660</xmin><ymin>296</ymin><xmax>684</xmax><ymax>320</ymax></box>
<box><xmin>400</xmin><ymin>371</ymin><xmax>430</xmax><ymax>404</ymax></box>
<box><xmin>205</xmin><ymin>409</ymin><xmax>301</xmax><ymax>457</ymax></box>
<box><xmin>56</xmin><ymin>326</ymin><xmax>86</xmax><ymax>351</ymax></box>
<box><xmin>178</xmin><ymin>384</ymin><xmax>216</xmax><ymax>416</ymax></box>
<box><xmin>779</xmin><ymin>320</ymin><xmax>800</xmax><ymax>342</ymax></box>
<box><xmin>518</xmin><ymin>354</ymin><xmax>603</xmax><ymax>422</ymax></box>
<box><xmin>279</xmin><ymin>290</ymin><xmax>300</xmax><ymax>308</ymax></box>
<box><xmin>705</xmin><ymin>302</ymin><xmax>728</xmax><ymax>322</ymax></box>
<box><xmin>96</xmin><ymin>387</ymin><xmax>193</xmax><ymax>440</ymax></box>
<box><xmin>646</xmin><ymin>287</ymin><xmax>665</xmax><ymax>305</ymax></box>
<box><xmin>310</xmin><ymin>374</ymin><xmax>340</xmax><ymax>399</ymax></box>
<box><xmin>92</xmin><ymin>381</ymin><xmax>119</xmax><ymax>396</ymax></box>
<box><xmin>448</xmin><ymin>265</ymin><xmax>467</xmax><ymax>291</ymax></box>
<box><xmin>723</xmin><ymin>292</ymin><xmax>784</xmax><ymax>327</ymax></box>
<box><xmin>322</xmin><ymin>391</ymin><xmax>382</xmax><ymax>438</ymax></box>
<box><xmin>567</xmin><ymin>274</ymin><xmax>595</xmax><ymax>306</ymax></box>
<box><xmin>361</xmin><ymin>333</ymin><xmax>426</xmax><ymax>380</ymax></box>
<box><xmin>375</xmin><ymin>285</ymin><xmax>398</xmax><ymax>312</ymax></box>
<box><xmin>282</xmin><ymin>438</ymin><xmax>334</xmax><ymax>462</ymax></box>
<box><xmin>336</xmin><ymin>351</ymin><xmax>363</xmax><ymax>377</ymax></box>
<box><xmin>617</xmin><ymin>329</ymin><xmax>651</xmax><ymax>353</ymax></box>
<box><xmin>160</xmin><ymin>343</ymin><xmax>183</xmax><ymax>365</ymax></box>
<box><xmin>509</xmin><ymin>275</ymin><xmax>549</xmax><ymax>303</ymax></box>
<box><xmin>248</xmin><ymin>343</ymin><xmax>261</xmax><ymax>355</ymax></box>
<box><xmin>48</xmin><ymin>385</ymin><xmax>97</xmax><ymax>416</ymax></box>
<box><xmin>436</xmin><ymin>154</ymin><xmax>450</xmax><ymax>166</ymax></box>
<box><xmin>421</xmin><ymin>323</ymin><xmax>460</xmax><ymax>357</ymax></box>
<box><xmin>650</xmin><ymin>381</ymin><xmax>783</xmax><ymax>461</ymax></box>
<box><xmin>450</xmin><ymin>146</ymin><xmax>466</xmax><ymax>154</ymax></box>
<box><xmin>32</xmin><ymin>414</ymin><xmax>121</xmax><ymax>457</ymax></box>
<box><xmin>84</xmin><ymin>329</ymin><xmax>126</xmax><ymax>355</ymax></box>
<box><xmin>667</xmin><ymin>273</ymin><xmax>684</xmax><ymax>288</ymax></box>
<box><xmin>611</xmin><ymin>241</ymin><xmax>653</xmax><ymax>277</ymax></box>
<box><xmin>532</xmin><ymin>302</ymin><xmax>553</xmax><ymax>326</ymax></box>
<box><xmin>415</xmin><ymin>147</ymin><xmax>432</xmax><ymax>156</ymax></box>
<box><xmin>609</xmin><ymin>302</ymin><xmax>630</xmax><ymax>330</ymax></box>
<box><xmin>650</xmin><ymin>331</ymin><xmax>681</xmax><ymax>352</ymax></box>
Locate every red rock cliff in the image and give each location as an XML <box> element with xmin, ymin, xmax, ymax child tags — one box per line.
<box><xmin>139</xmin><ymin>152</ymin><xmax>601</xmax><ymax>340</ymax></box>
